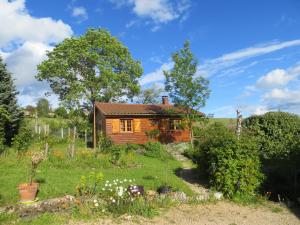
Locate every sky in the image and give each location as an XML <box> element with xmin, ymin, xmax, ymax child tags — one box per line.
<box><xmin>0</xmin><ymin>0</ymin><xmax>300</xmax><ymax>117</ymax></box>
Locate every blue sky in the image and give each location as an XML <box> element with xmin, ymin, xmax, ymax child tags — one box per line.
<box><xmin>1</xmin><ymin>0</ymin><xmax>300</xmax><ymax>117</ymax></box>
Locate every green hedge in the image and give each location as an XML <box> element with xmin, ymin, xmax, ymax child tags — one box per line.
<box><xmin>198</xmin><ymin>123</ymin><xmax>264</xmax><ymax>199</ymax></box>
<box><xmin>243</xmin><ymin>112</ymin><xmax>300</xmax><ymax>159</ymax></box>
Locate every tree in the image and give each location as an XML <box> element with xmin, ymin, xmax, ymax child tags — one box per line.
<box><xmin>0</xmin><ymin>107</ymin><xmax>10</xmax><ymax>153</ymax></box>
<box><xmin>164</xmin><ymin>41</ymin><xmax>210</xmax><ymax>147</ymax></box>
<box><xmin>36</xmin><ymin>28</ymin><xmax>143</xmax><ymax>148</ymax></box>
<box><xmin>36</xmin><ymin>28</ymin><xmax>142</xmax><ymax>106</ymax></box>
<box><xmin>0</xmin><ymin>56</ymin><xmax>22</xmax><ymax>146</ymax></box>
<box><xmin>54</xmin><ymin>106</ymin><xmax>68</xmax><ymax>118</ymax></box>
<box><xmin>36</xmin><ymin>98</ymin><xmax>50</xmax><ymax>117</ymax></box>
<box><xmin>137</xmin><ymin>85</ymin><xmax>163</xmax><ymax>104</ymax></box>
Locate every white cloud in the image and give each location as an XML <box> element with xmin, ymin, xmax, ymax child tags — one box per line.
<box><xmin>110</xmin><ymin>0</ymin><xmax>190</xmax><ymax>29</ymax></box>
<box><xmin>220</xmin><ymin>40</ymin><xmax>300</xmax><ymax>62</ymax></box>
<box><xmin>256</xmin><ymin>69</ymin><xmax>295</xmax><ymax>88</ymax></box>
<box><xmin>263</xmin><ymin>88</ymin><xmax>300</xmax><ymax>104</ymax></box>
<box><xmin>0</xmin><ymin>0</ymin><xmax>72</xmax><ymax>47</ymax></box>
<box><xmin>71</xmin><ymin>6</ymin><xmax>88</xmax><ymax>22</ymax></box>
<box><xmin>198</xmin><ymin>39</ymin><xmax>300</xmax><ymax>78</ymax></box>
<box><xmin>4</xmin><ymin>41</ymin><xmax>52</xmax><ymax>87</ymax></box>
<box><xmin>139</xmin><ymin>62</ymin><xmax>173</xmax><ymax>85</ymax></box>
<box><xmin>0</xmin><ymin>0</ymin><xmax>73</xmax><ymax>107</ymax></box>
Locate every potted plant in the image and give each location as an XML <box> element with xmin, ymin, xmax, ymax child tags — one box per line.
<box><xmin>18</xmin><ymin>152</ymin><xmax>44</xmax><ymax>202</ymax></box>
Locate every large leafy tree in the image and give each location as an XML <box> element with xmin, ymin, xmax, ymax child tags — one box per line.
<box><xmin>137</xmin><ymin>85</ymin><xmax>163</xmax><ymax>104</ymax></box>
<box><xmin>36</xmin><ymin>98</ymin><xmax>50</xmax><ymax>117</ymax></box>
<box><xmin>36</xmin><ymin>28</ymin><xmax>143</xmax><ymax>107</ymax></box>
<box><xmin>164</xmin><ymin>41</ymin><xmax>210</xmax><ymax>146</ymax></box>
<box><xmin>0</xmin><ymin>56</ymin><xmax>22</xmax><ymax>146</ymax></box>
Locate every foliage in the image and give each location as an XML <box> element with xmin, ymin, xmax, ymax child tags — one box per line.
<box><xmin>76</xmin><ymin>172</ymin><xmax>104</xmax><ymax>197</ymax></box>
<box><xmin>105</xmin><ymin>145</ymin><xmax>137</xmax><ymax>166</ymax></box>
<box><xmin>29</xmin><ymin>152</ymin><xmax>45</xmax><ymax>184</ymax></box>
<box><xmin>144</xmin><ymin>141</ymin><xmax>170</xmax><ymax>159</ymax></box>
<box><xmin>197</xmin><ymin>123</ymin><xmax>264</xmax><ymax>198</ymax></box>
<box><xmin>76</xmin><ymin>175</ymin><xmax>160</xmax><ymax>218</ymax></box>
<box><xmin>137</xmin><ymin>84</ymin><xmax>163</xmax><ymax>104</ymax></box>
<box><xmin>12</xmin><ymin>121</ymin><xmax>33</xmax><ymax>152</ymax></box>
<box><xmin>0</xmin><ymin>56</ymin><xmax>23</xmax><ymax>146</ymax></box>
<box><xmin>97</xmin><ymin>133</ymin><xmax>113</xmax><ymax>152</ymax></box>
<box><xmin>36</xmin><ymin>98</ymin><xmax>51</xmax><ymax>117</ymax></box>
<box><xmin>0</xmin><ymin>107</ymin><xmax>10</xmax><ymax>154</ymax></box>
<box><xmin>243</xmin><ymin>111</ymin><xmax>300</xmax><ymax>159</ymax></box>
<box><xmin>163</xmin><ymin>41</ymin><xmax>210</xmax><ymax>146</ymax></box>
<box><xmin>54</xmin><ymin>106</ymin><xmax>68</xmax><ymax>118</ymax></box>
<box><xmin>36</xmin><ymin>28</ymin><xmax>143</xmax><ymax>108</ymax></box>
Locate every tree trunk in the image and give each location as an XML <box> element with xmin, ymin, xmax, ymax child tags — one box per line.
<box><xmin>35</xmin><ymin>112</ymin><xmax>38</xmax><ymax>134</ymax></box>
<box><xmin>61</xmin><ymin>128</ymin><xmax>64</xmax><ymax>139</ymax></box>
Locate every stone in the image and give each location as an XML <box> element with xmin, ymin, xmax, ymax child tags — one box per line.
<box><xmin>169</xmin><ymin>191</ymin><xmax>188</xmax><ymax>202</ymax></box>
<box><xmin>214</xmin><ymin>192</ymin><xmax>223</xmax><ymax>200</ymax></box>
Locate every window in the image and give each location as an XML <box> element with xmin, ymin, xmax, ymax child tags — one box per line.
<box><xmin>169</xmin><ymin>119</ymin><xmax>182</xmax><ymax>130</ymax></box>
<box><xmin>120</xmin><ymin>119</ymin><xmax>133</xmax><ymax>132</ymax></box>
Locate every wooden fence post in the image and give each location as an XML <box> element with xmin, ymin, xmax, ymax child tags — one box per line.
<box><xmin>71</xmin><ymin>126</ymin><xmax>76</xmax><ymax>158</ymax></box>
<box><xmin>236</xmin><ymin>110</ymin><xmax>242</xmax><ymax>140</ymax></box>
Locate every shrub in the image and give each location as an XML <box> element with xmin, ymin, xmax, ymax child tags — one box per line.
<box><xmin>198</xmin><ymin>123</ymin><xmax>264</xmax><ymax>199</ymax></box>
<box><xmin>144</xmin><ymin>141</ymin><xmax>170</xmax><ymax>159</ymax></box>
<box><xmin>12</xmin><ymin>121</ymin><xmax>33</xmax><ymax>152</ymax></box>
<box><xmin>243</xmin><ymin>112</ymin><xmax>300</xmax><ymax>159</ymax></box>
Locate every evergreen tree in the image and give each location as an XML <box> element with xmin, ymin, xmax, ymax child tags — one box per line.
<box><xmin>0</xmin><ymin>56</ymin><xmax>22</xmax><ymax>146</ymax></box>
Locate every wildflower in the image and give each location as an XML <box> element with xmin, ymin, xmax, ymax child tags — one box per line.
<box><xmin>102</xmin><ymin>188</ymin><xmax>105</xmax><ymax>191</ymax></box>
<box><xmin>105</xmin><ymin>183</ymin><xmax>108</xmax><ymax>187</ymax></box>
<box><xmin>93</xmin><ymin>199</ymin><xmax>98</xmax><ymax>203</ymax></box>
<box><xmin>95</xmin><ymin>203</ymin><xmax>99</xmax><ymax>207</ymax></box>
<box><xmin>102</xmin><ymin>209</ymin><xmax>105</xmax><ymax>212</ymax></box>
<box><xmin>124</xmin><ymin>179</ymin><xmax>127</xmax><ymax>182</ymax></box>
<box><xmin>112</xmin><ymin>198</ymin><xmax>116</xmax><ymax>203</ymax></box>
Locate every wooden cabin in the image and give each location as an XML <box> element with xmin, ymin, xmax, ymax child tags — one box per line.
<box><xmin>95</xmin><ymin>96</ymin><xmax>201</xmax><ymax>145</ymax></box>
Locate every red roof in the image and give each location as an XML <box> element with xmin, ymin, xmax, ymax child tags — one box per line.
<box><xmin>95</xmin><ymin>102</ymin><xmax>203</xmax><ymax>116</ymax></box>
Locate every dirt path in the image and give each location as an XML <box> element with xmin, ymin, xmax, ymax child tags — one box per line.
<box><xmin>70</xmin><ymin>201</ymin><xmax>300</xmax><ymax>225</ymax></box>
<box><xmin>165</xmin><ymin>144</ymin><xmax>210</xmax><ymax>198</ymax></box>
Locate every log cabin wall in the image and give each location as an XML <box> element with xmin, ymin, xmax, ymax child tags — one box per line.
<box><xmin>104</xmin><ymin>116</ymin><xmax>190</xmax><ymax>145</ymax></box>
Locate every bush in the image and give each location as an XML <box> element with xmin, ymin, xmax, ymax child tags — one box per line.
<box><xmin>243</xmin><ymin>112</ymin><xmax>300</xmax><ymax>159</ymax></box>
<box><xmin>144</xmin><ymin>142</ymin><xmax>170</xmax><ymax>159</ymax></box>
<box><xmin>198</xmin><ymin>123</ymin><xmax>264</xmax><ymax>199</ymax></box>
<box><xmin>12</xmin><ymin>121</ymin><xmax>33</xmax><ymax>152</ymax></box>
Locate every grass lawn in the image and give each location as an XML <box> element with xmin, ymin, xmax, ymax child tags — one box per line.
<box><xmin>0</xmin><ymin>142</ymin><xmax>192</xmax><ymax>206</ymax></box>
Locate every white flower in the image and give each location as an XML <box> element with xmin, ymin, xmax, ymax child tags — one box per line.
<box><xmin>102</xmin><ymin>188</ymin><xmax>105</xmax><ymax>191</ymax></box>
<box><xmin>137</xmin><ymin>191</ymin><xmax>140</xmax><ymax>195</ymax></box>
<box><xmin>109</xmin><ymin>184</ymin><xmax>112</xmax><ymax>187</ymax></box>
<box><xmin>105</xmin><ymin>183</ymin><xmax>108</xmax><ymax>187</ymax></box>
<box><xmin>95</xmin><ymin>203</ymin><xmax>99</xmax><ymax>207</ymax></box>
<box><xmin>93</xmin><ymin>199</ymin><xmax>98</xmax><ymax>203</ymax></box>
<box><xmin>112</xmin><ymin>198</ymin><xmax>116</xmax><ymax>203</ymax></box>
<box><xmin>102</xmin><ymin>209</ymin><xmax>105</xmax><ymax>212</ymax></box>
<box><xmin>129</xmin><ymin>179</ymin><xmax>132</xmax><ymax>182</ymax></box>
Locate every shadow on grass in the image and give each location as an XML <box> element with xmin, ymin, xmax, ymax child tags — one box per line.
<box><xmin>174</xmin><ymin>167</ymin><xmax>209</xmax><ymax>189</ymax></box>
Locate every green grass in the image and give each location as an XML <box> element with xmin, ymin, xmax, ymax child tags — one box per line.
<box><xmin>0</xmin><ymin>142</ymin><xmax>192</xmax><ymax>206</ymax></box>
<box><xmin>208</xmin><ymin>118</ymin><xmax>235</xmax><ymax>126</ymax></box>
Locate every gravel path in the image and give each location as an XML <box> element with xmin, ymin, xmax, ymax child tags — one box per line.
<box><xmin>70</xmin><ymin>201</ymin><xmax>300</xmax><ymax>225</ymax></box>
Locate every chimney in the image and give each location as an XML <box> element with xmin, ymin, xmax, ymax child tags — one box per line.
<box><xmin>162</xmin><ymin>96</ymin><xmax>169</xmax><ymax>105</ymax></box>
